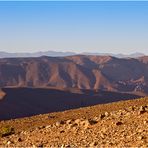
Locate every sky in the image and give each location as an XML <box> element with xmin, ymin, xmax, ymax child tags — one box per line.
<box><xmin>0</xmin><ymin>1</ymin><xmax>148</xmax><ymax>54</ymax></box>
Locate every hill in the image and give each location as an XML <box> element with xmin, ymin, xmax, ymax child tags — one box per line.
<box><xmin>0</xmin><ymin>97</ymin><xmax>147</xmax><ymax>147</ymax></box>
<box><xmin>0</xmin><ymin>55</ymin><xmax>148</xmax><ymax>94</ymax></box>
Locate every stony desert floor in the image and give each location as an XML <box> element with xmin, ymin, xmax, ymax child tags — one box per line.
<box><xmin>0</xmin><ymin>97</ymin><xmax>148</xmax><ymax>147</ymax></box>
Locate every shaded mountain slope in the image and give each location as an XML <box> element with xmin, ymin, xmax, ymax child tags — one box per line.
<box><xmin>0</xmin><ymin>87</ymin><xmax>139</xmax><ymax>120</ymax></box>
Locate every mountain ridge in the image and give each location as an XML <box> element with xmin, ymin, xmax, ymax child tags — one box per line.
<box><xmin>0</xmin><ymin>55</ymin><xmax>148</xmax><ymax>94</ymax></box>
<box><xmin>0</xmin><ymin>51</ymin><xmax>146</xmax><ymax>58</ymax></box>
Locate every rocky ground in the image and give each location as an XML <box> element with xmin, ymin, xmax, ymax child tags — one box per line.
<box><xmin>0</xmin><ymin>98</ymin><xmax>148</xmax><ymax>147</ymax></box>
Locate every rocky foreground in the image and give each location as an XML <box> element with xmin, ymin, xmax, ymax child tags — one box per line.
<box><xmin>0</xmin><ymin>100</ymin><xmax>148</xmax><ymax>147</ymax></box>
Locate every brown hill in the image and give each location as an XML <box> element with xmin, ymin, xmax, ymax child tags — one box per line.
<box><xmin>0</xmin><ymin>97</ymin><xmax>147</xmax><ymax>147</ymax></box>
<box><xmin>0</xmin><ymin>55</ymin><xmax>148</xmax><ymax>94</ymax></box>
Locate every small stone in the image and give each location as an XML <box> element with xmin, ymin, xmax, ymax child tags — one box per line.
<box><xmin>45</xmin><ymin>125</ymin><xmax>51</xmax><ymax>129</ymax></box>
<box><xmin>116</xmin><ymin>121</ymin><xmax>123</xmax><ymax>126</ymax></box>
<box><xmin>37</xmin><ymin>143</ymin><xmax>44</xmax><ymax>147</ymax></box>
<box><xmin>66</xmin><ymin>119</ymin><xmax>72</xmax><ymax>124</ymax></box>
<box><xmin>55</xmin><ymin>120</ymin><xmax>65</xmax><ymax>126</ymax></box>
<box><xmin>71</xmin><ymin>126</ymin><xmax>77</xmax><ymax>131</ymax></box>
<box><xmin>99</xmin><ymin>114</ymin><xmax>106</xmax><ymax>119</ymax></box>
<box><xmin>32</xmin><ymin>145</ymin><xmax>37</xmax><ymax>148</ymax></box>
<box><xmin>115</xmin><ymin>121</ymin><xmax>123</xmax><ymax>126</ymax></box>
<box><xmin>89</xmin><ymin>141</ymin><xmax>98</xmax><ymax>147</ymax></box>
<box><xmin>65</xmin><ymin>145</ymin><xmax>71</xmax><ymax>148</ymax></box>
<box><xmin>105</xmin><ymin>112</ymin><xmax>109</xmax><ymax>116</ymax></box>
<box><xmin>71</xmin><ymin>123</ymin><xmax>78</xmax><ymax>128</ymax></box>
<box><xmin>100</xmin><ymin>133</ymin><xmax>105</xmax><ymax>139</ymax></box>
<box><xmin>80</xmin><ymin>119</ymin><xmax>90</xmax><ymax>128</ymax></box>
<box><xmin>126</xmin><ymin>106</ymin><xmax>135</xmax><ymax>112</ymax></box>
<box><xmin>137</xmin><ymin>136</ymin><xmax>143</xmax><ymax>140</ymax></box>
<box><xmin>138</xmin><ymin>106</ymin><xmax>146</xmax><ymax>114</ymax></box>
<box><xmin>138</xmin><ymin>110</ymin><xmax>146</xmax><ymax>115</ymax></box>
<box><xmin>7</xmin><ymin>141</ymin><xmax>11</xmax><ymax>145</ymax></box>
<box><xmin>55</xmin><ymin>121</ymin><xmax>61</xmax><ymax>127</ymax></box>
<box><xmin>74</xmin><ymin>119</ymin><xmax>81</xmax><ymax>124</ymax></box>
<box><xmin>38</xmin><ymin>126</ymin><xmax>45</xmax><ymax>129</ymax></box>
<box><xmin>126</xmin><ymin>135</ymin><xmax>131</xmax><ymax>139</ymax></box>
<box><xmin>60</xmin><ymin>130</ymin><xmax>65</xmax><ymax>133</ymax></box>
<box><xmin>93</xmin><ymin>116</ymin><xmax>100</xmax><ymax>122</ymax></box>
<box><xmin>60</xmin><ymin>120</ymin><xmax>65</xmax><ymax>125</ymax></box>
<box><xmin>88</xmin><ymin>119</ymin><xmax>98</xmax><ymax>125</ymax></box>
<box><xmin>17</xmin><ymin>137</ymin><xmax>22</xmax><ymax>142</ymax></box>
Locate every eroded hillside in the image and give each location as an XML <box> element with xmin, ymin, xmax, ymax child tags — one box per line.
<box><xmin>0</xmin><ymin>55</ymin><xmax>148</xmax><ymax>94</ymax></box>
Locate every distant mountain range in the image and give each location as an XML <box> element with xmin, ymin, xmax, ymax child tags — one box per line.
<box><xmin>82</xmin><ymin>52</ymin><xmax>146</xmax><ymax>58</ymax></box>
<box><xmin>0</xmin><ymin>50</ymin><xmax>146</xmax><ymax>58</ymax></box>
<box><xmin>0</xmin><ymin>55</ymin><xmax>148</xmax><ymax>95</ymax></box>
<box><xmin>0</xmin><ymin>51</ymin><xmax>76</xmax><ymax>58</ymax></box>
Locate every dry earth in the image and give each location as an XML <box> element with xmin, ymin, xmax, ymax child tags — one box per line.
<box><xmin>0</xmin><ymin>97</ymin><xmax>148</xmax><ymax>147</ymax></box>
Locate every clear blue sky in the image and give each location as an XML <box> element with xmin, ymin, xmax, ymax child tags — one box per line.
<box><xmin>0</xmin><ymin>1</ymin><xmax>148</xmax><ymax>54</ymax></box>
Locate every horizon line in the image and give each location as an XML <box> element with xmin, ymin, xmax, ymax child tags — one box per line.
<box><xmin>0</xmin><ymin>49</ymin><xmax>146</xmax><ymax>55</ymax></box>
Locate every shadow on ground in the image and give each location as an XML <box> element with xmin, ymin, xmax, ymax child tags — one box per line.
<box><xmin>0</xmin><ymin>87</ymin><xmax>140</xmax><ymax>120</ymax></box>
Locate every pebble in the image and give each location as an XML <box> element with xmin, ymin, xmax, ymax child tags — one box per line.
<box><xmin>74</xmin><ymin>119</ymin><xmax>82</xmax><ymax>124</ymax></box>
<box><xmin>93</xmin><ymin>116</ymin><xmax>100</xmax><ymax>122</ymax></box>
<box><xmin>17</xmin><ymin>137</ymin><xmax>22</xmax><ymax>142</ymax></box>
<box><xmin>104</xmin><ymin>112</ymin><xmax>109</xmax><ymax>116</ymax></box>
<box><xmin>115</xmin><ymin>121</ymin><xmax>123</xmax><ymax>126</ymax></box>
<box><xmin>66</xmin><ymin>120</ymin><xmax>72</xmax><ymax>124</ymax></box>
<box><xmin>55</xmin><ymin>121</ymin><xmax>61</xmax><ymax>127</ymax></box>
<box><xmin>99</xmin><ymin>114</ymin><xmax>106</xmax><ymax>119</ymax></box>
<box><xmin>37</xmin><ymin>143</ymin><xmax>44</xmax><ymax>147</ymax></box>
<box><xmin>80</xmin><ymin>120</ymin><xmax>90</xmax><ymax>128</ymax></box>
<box><xmin>138</xmin><ymin>106</ymin><xmax>146</xmax><ymax>114</ymax></box>
<box><xmin>89</xmin><ymin>141</ymin><xmax>98</xmax><ymax>147</ymax></box>
<box><xmin>7</xmin><ymin>141</ymin><xmax>11</xmax><ymax>145</ymax></box>
<box><xmin>88</xmin><ymin>119</ymin><xmax>98</xmax><ymax>125</ymax></box>
<box><xmin>100</xmin><ymin>133</ymin><xmax>105</xmax><ymax>139</ymax></box>
<box><xmin>45</xmin><ymin>125</ymin><xmax>51</xmax><ymax>129</ymax></box>
<box><xmin>137</xmin><ymin>136</ymin><xmax>143</xmax><ymax>140</ymax></box>
<box><xmin>143</xmin><ymin>120</ymin><xmax>148</xmax><ymax>124</ymax></box>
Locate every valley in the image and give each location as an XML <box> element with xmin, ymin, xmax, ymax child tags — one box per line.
<box><xmin>0</xmin><ymin>55</ymin><xmax>148</xmax><ymax>120</ymax></box>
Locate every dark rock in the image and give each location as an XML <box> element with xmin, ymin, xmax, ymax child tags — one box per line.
<box><xmin>100</xmin><ymin>114</ymin><xmax>106</xmax><ymax>119</ymax></box>
<box><xmin>17</xmin><ymin>137</ymin><xmax>22</xmax><ymax>142</ymax></box>
<box><xmin>115</xmin><ymin>121</ymin><xmax>123</xmax><ymax>126</ymax></box>
<box><xmin>60</xmin><ymin>130</ymin><xmax>65</xmax><ymax>133</ymax></box>
<box><xmin>89</xmin><ymin>119</ymin><xmax>98</xmax><ymax>125</ymax></box>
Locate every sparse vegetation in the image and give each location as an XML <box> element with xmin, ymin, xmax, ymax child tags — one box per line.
<box><xmin>0</xmin><ymin>126</ymin><xmax>15</xmax><ymax>137</ymax></box>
